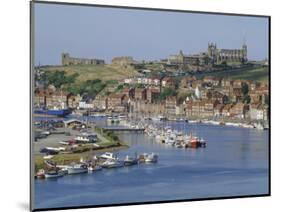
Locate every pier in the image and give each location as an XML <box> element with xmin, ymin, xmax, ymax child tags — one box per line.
<box><xmin>101</xmin><ymin>127</ymin><xmax>145</xmax><ymax>133</ymax></box>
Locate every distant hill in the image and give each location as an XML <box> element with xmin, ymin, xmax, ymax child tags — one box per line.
<box><xmin>39</xmin><ymin>64</ymin><xmax>138</xmax><ymax>82</ymax></box>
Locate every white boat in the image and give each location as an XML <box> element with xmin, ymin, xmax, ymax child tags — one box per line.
<box><xmin>43</xmin><ymin>155</ymin><xmax>54</xmax><ymax>160</ymax></box>
<box><xmin>143</xmin><ymin>153</ymin><xmax>158</xmax><ymax>163</ymax></box>
<box><xmin>45</xmin><ymin>147</ymin><xmax>66</xmax><ymax>152</ymax></box>
<box><xmin>75</xmin><ymin>133</ymin><xmax>97</xmax><ymax>143</ymax></box>
<box><xmin>67</xmin><ymin>164</ymin><xmax>88</xmax><ymax>174</ymax></box>
<box><xmin>101</xmin><ymin>158</ymin><xmax>124</xmax><ymax>168</ymax></box>
<box><xmin>99</xmin><ymin>152</ymin><xmax>117</xmax><ymax>160</ymax></box>
<box><xmin>41</xmin><ymin>131</ymin><xmax>51</xmax><ymax>135</ymax></box>
<box><xmin>44</xmin><ymin>170</ymin><xmax>64</xmax><ymax>179</ymax></box>
<box><xmin>151</xmin><ymin>115</ymin><xmax>167</xmax><ymax>122</ymax></box>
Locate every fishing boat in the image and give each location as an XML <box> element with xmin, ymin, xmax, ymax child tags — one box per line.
<box><xmin>123</xmin><ymin>155</ymin><xmax>139</xmax><ymax>166</ymax></box>
<box><xmin>67</xmin><ymin>164</ymin><xmax>88</xmax><ymax>174</ymax></box>
<box><xmin>186</xmin><ymin>133</ymin><xmax>206</xmax><ymax>148</ymax></box>
<box><xmin>101</xmin><ymin>158</ymin><xmax>124</xmax><ymax>168</ymax></box>
<box><xmin>44</xmin><ymin>170</ymin><xmax>64</xmax><ymax>179</ymax></box>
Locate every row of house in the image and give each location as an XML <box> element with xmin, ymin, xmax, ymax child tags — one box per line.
<box><xmin>124</xmin><ymin>76</ymin><xmax>175</xmax><ymax>88</ymax></box>
<box><xmin>34</xmin><ymin>87</ymin><xmax>80</xmax><ymax>109</ymax></box>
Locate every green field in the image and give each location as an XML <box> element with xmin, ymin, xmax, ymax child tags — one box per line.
<box><xmin>40</xmin><ymin>64</ymin><xmax>138</xmax><ymax>82</ymax></box>
<box><xmin>196</xmin><ymin>66</ymin><xmax>269</xmax><ymax>83</ymax></box>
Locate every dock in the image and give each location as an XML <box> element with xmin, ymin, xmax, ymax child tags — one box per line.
<box><xmin>101</xmin><ymin>127</ymin><xmax>145</xmax><ymax>133</ymax></box>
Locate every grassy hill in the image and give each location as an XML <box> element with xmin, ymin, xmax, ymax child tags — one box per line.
<box><xmin>196</xmin><ymin>66</ymin><xmax>269</xmax><ymax>83</ymax></box>
<box><xmin>40</xmin><ymin>64</ymin><xmax>138</xmax><ymax>82</ymax></box>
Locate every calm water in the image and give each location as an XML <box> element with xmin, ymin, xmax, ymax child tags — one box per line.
<box><xmin>34</xmin><ymin>120</ymin><xmax>269</xmax><ymax>209</ymax></box>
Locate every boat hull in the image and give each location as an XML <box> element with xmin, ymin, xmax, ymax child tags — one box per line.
<box><xmin>67</xmin><ymin>167</ymin><xmax>88</xmax><ymax>174</ymax></box>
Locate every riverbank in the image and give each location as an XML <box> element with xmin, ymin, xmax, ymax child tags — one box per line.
<box><xmin>33</xmin><ymin>126</ymin><xmax>129</xmax><ymax>172</ymax></box>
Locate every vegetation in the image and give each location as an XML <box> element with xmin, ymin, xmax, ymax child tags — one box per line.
<box><xmin>195</xmin><ymin>66</ymin><xmax>269</xmax><ymax>83</ymax></box>
<box><xmin>158</xmin><ymin>87</ymin><xmax>177</xmax><ymax>101</ymax></box>
<box><xmin>40</xmin><ymin>64</ymin><xmax>138</xmax><ymax>82</ymax></box>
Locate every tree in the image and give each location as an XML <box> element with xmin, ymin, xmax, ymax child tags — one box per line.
<box><xmin>241</xmin><ymin>83</ymin><xmax>249</xmax><ymax>95</ymax></box>
<box><xmin>243</xmin><ymin>95</ymin><xmax>251</xmax><ymax>104</ymax></box>
<box><xmin>158</xmin><ymin>88</ymin><xmax>177</xmax><ymax>100</ymax></box>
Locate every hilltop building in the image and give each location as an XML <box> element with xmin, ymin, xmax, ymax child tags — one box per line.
<box><xmin>167</xmin><ymin>43</ymin><xmax>247</xmax><ymax>67</ymax></box>
<box><xmin>62</xmin><ymin>53</ymin><xmax>105</xmax><ymax>66</ymax></box>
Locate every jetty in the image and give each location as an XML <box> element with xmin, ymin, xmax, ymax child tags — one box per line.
<box><xmin>101</xmin><ymin>126</ymin><xmax>145</xmax><ymax>133</ymax></box>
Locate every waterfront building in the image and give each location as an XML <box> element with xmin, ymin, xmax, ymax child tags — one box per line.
<box><xmin>214</xmin><ymin>104</ymin><xmax>224</xmax><ymax>117</ymax></box>
<box><xmin>146</xmin><ymin>88</ymin><xmax>160</xmax><ymax>103</ymax></box>
<box><xmin>231</xmin><ymin>88</ymin><xmax>243</xmax><ymax>102</ymax></box>
<box><xmin>122</xmin><ymin>88</ymin><xmax>135</xmax><ymax>99</ymax></box>
<box><xmin>135</xmin><ymin>88</ymin><xmax>147</xmax><ymax>100</ymax></box>
<box><xmin>249</xmin><ymin>103</ymin><xmax>267</xmax><ymax>120</ymax></box>
<box><xmin>229</xmin><ymin>103</ymin><xmax>249</xmax><ymax>119</ymax></box>
<box><xmin>62</xmin><ymin>53</ymin><xmax>105</xmax><ymax>66</ymax></box>
<box><xmin>202</xmin><ymin>100</ymin><xmax>219</xmax><ymax>117</ymax></box>
<box><xmin>222</xmin><ymin>104</ymin><xmax>233</xmax><ymax>117</ymax></box>
<box><xmin>34</xmin><ymin>88</ymin><xmax>73</xmax><ymax>109</ymax></box>
<box><xmin>92</xmin><ymin>96</ymin><xmax>108</xmax><ymax>110</ymax></box>
<box><xmin>107</xmin><ymin>94</ymin><xmax>128</xmax><ymax>110</ymax></box>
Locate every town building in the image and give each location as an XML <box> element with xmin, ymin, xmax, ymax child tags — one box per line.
<box><xmin>161</xmin><ymin>77</ymin><xmax>176</xmax><ymax>88</ymax></box>
<box><xmin>249</xmin><ymin>103</ymin><xmax>267</xmax><ymax>120</ymax></box>
<box><xmin>146</xmin><ymin>88</ymin><xmax>160</xmax><ymax>103</ymax></box>
<box><xmin>135</xmin><ymin>88</ymin><xmax>147</xmax><ymax>101</ymax></box>
<box><xmin>107</xmin><ymin>94</ymin><xmax>128</xmax><ymax>111</ymax></box>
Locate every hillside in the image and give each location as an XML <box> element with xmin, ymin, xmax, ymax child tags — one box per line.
<box><xmin>40</xmin><ymin>64</ymin><xmax>138</xmax><ymax>82</ymax></box>
<box><xmin>195</xmin><ymin>66</ymin><xmax>269</xmax><ymax>83</ymax></box>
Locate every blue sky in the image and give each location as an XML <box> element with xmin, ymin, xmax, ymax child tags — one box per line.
<box><xmin>34</xmin><ymin>3</ymin><xmax>269</xmax><ymax>65</ymax></box>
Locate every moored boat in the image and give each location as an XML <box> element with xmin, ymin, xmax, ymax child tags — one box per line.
<box><xmin>67</xmin><ymin>164</ymin><xmax>88</xmax><ymax>174</ymax></box>
<box><xmin>44</xmin><ymin>170</ymin><xmax>64</xmax><ymax>179</ymax></box>
<box><xmin>101</xmin><ymin>158</ymin><xmax>124</xmax><ymax>168</ymax></box>
<box><xmin>139</xmin><ymin>153</ymin><xmax>158</xmax><ymax>163</ymax></box>
<box><xmin>36</xmin><ymin>169</ymin><xmax>45</xmax><ymax>179</ymax></box>
<box><xmin>123</xmin><ymin>155</ymin><xmax>139</xmax><ymax>166</ymax></box>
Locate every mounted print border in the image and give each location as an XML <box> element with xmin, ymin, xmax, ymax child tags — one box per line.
<box><xmin>30</xmin><ymin>1</ymin><xmax>271</xmax><ymax>211</ymax></box>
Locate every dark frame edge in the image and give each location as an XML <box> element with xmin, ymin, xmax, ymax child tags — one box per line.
<box><xmin>32</xmin><ymin>0</ymin><xmax>270</xmax><ymax>18</ymax></box>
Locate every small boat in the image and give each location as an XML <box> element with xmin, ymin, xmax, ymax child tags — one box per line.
<box><xmin>88</xmin><ymin>165</ymin><xmax>102</xmax><ymax>172</ymax></box>
<box><xmin>36</xmin><ymin>169</ymin><xmax>45</xmax><ymax>179</ymax></box>
<box><xmin>123</xmin><ymin>155</ymin><xmax>138</xmax><ymax>166</ymax></box>
<box><xmin>185</xmin><ymin>133</ymin><xmax>206</xmax><ymax>148</ymax></box>
<box><xmin>75</xmin><ymin>133</ymin><xmax>97</xmax><ymax>143</ymax></box>
<box><xmin>99</xmin><ymin>152</ymin><xmax>117</xmax><ymax>160</ymax></box>
<box><xmin>44</xmin><ymin>170</ymin><xmax>64</xmax><ymax>179</ymax></box>
<box><xmin>101</xmin><ymin>158</ymin><xmax>124</xmax><ymax>168</ymax></box>
<box><xmin>175</xmin><ymin>142</ymin><xmax>184</xmax><ymax>148</ymax></box>
<box><xmin>43</xmin><ymin>155</ymin><xmax>54</xmax><ymax>160</ymax></box>
<box><xmin>141</xmin><ymin>153</ymin><xmax>158</xmax><ymax>163</ymax></box>
<box><xmin>67</xmin><ymin>164</ymin><xmax>88</xmax><ymax>174</ymax></box>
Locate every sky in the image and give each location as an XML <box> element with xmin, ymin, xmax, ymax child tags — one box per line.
<box><xmin>34</xmin><ymin>3</ymin><xmax>269</xmax><ymax>66</ymax></box>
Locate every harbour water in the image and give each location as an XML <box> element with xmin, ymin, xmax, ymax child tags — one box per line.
<box><xmin>34</xmin><ymin>120</ymin><xmax>269</xmax><ymax>209</ymax></box>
